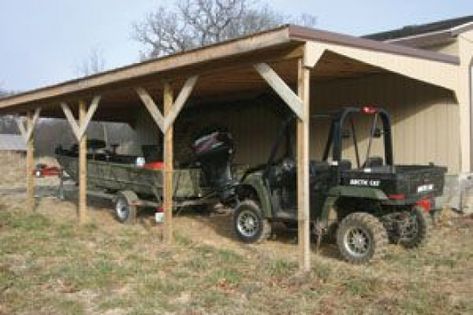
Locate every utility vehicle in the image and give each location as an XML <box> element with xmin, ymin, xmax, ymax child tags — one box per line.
<box><xmin>232</xmin><ymin>107</ymin><xmax>446</xmax><ymax>263</ymax></box>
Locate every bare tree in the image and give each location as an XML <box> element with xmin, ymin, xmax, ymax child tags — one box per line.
<box><xmin>77</xmin><ymin>48</ymin><xmax>106</xmax><ymax>77</ymax></box>
<box><xmin>133</xmin><ymin>0</ymin><xmax>316</xmax><ymax>58</ymax></box>
<box><xmin>0</xmin><ymin>86</ymin><xmax>12</xmax><ymax>99</ymax></box>
<box><xmin>0</xmin><ymin>87</ymin><xmax>19</xmax><ymax>134</ymax></box>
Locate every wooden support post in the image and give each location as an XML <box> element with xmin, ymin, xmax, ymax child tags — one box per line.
<box><xmin>26</xmin><ymin>111</ymin><xmax>35</xmax><ymax>211</ymax></box>
<box><xmin>297</xmin><ymin>58</ymin><xmax>311</xmax><ymax>272</ymax></box>
<box><xmin>136</xmin><ymin>78</ymin><xmax>198</xmax><ymax>241</ymax></box>
<box><xmin>78</xmin><ymin>100</ymin><xmax>88</xmax><ymax>224</ymax></box>
<box><xmin>163</xmin><ymin>82</ymin><xmax>174</xmax><ymax>243</ymax></box>
<box><xmin>16</xmin><ymin>108</ymin><xmax>41</xmax><ymax>211</ymax></box>
<box><xmin>61</xmin><ymin>97</ymin><xmax>100</xmax><ymax>223</ymax></box>
<box><xmin>254</xmin><ymin>55</ymin><xmax>313</xmax><ymax>272</ymax></box>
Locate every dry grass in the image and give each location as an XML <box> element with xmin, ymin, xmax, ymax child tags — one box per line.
<box><xmin>0</xmin><ymin>153</ymin><xmax>26</xmax><ymax>188</ymax></box>
<box><xmin>0</xmin><ymin>152</ymin><xmax>472</xmax><ymax>314</ymax></box>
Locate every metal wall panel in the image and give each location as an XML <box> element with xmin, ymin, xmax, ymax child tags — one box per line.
<box><xmin>134</xmin><ymin>73</ymin><xmax>460</xmax><ymax>174</ymax></box>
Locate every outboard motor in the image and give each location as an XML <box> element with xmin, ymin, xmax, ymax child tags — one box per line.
<box><xmin>192</xmin><ymin>130</ymin><xmax>236</xmax><ymax>204</ymax></box>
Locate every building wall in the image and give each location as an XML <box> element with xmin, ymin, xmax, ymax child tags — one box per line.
<box><xmin>132</xmin><ymin>100</ymin><xmax>284</xmax><ymax>167</ymax></box>
<box><xmin>422</xmin><ymin>40</ymin><xmax>459</xmax><ymax>56</ymax></box>
<box><xmin>311</xmin><ymin>74</ymin><xmax>460</xmax><ymax>174</ymax></box>
<box><xmin>133</xmin><ymin>73</ymin><xmax>461</xmax><ymax>174</ymax></box>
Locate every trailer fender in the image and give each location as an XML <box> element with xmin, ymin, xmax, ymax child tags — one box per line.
<box><xmin>237</xmin><ymin>174</ymin><xmax>272</xmax><ymax>218</ymax></box>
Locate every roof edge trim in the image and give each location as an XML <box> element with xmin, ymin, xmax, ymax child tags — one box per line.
<box><xmin>288</xmin><ymin>25</ymin><xmax>460</xmax><ymax>65</ymax></box>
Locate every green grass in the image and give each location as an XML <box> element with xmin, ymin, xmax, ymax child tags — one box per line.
<box><xmin>0</xmin><ymin>206</ymin><xmax>472</xmax><ymax>314</ymax></box>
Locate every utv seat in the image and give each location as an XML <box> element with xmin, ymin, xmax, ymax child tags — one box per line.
<box><xmin>363</xmin><ymin>156</ymin><xmax>383</xmax><ymax>168</ymax></box>
<box><xmin>339</xmin><ymin>159</ymin><xmax>352</xmax><ymax>171</ymax></box>
<box><xmin>310</xmin><ymin>161</ymin><xmax>330</xmax><ymax>177</ymax></box>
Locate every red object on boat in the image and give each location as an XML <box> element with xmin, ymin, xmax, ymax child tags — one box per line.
<box><xmin>144</xmin><ymin>161</ymin><xmax>164</xmax><ymax>170</ymax></box>
<box><xmin>361</xmin><ymin>106</ymin><xmax>378</xmax><ymax>115</ymax></box>
<box><xmin>33</xmin><ymin>165</ymin><xmax>61</xmax><ymax>177</ymax></box>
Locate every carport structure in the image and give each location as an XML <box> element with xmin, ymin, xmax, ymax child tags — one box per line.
<box><xmin>0</xmin><ymin>25</ymin><xmax>466</xmax><ymax>272</ymax></box>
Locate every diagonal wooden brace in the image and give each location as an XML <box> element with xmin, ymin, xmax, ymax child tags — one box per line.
<box><xmin>16</xmin><ymin>108</ymin><xmax>41</xmax><ymax>142</ymax></box>
<box><xmin>254</xmin><ymin>63</ymin><xmax>304</xmax><ymax>120</ymax></box>
<box><xmin>163</xmin><ymin>75</ymin><xmax>198</xmax><ymax>132</ymax></box>
<box><xmin>61</xmin><ymin>96</ymin><xmax>101</xmax><ymax>141</ymax></box>
<box><xmin>135</xmin><ymin>87</ymin><xmax>165</xmax><ymax>132</ymax></box>
<box><xmin>136</xmin><ymin>75</ymin><xmax>199</xmax><ymax>133</ymax></box>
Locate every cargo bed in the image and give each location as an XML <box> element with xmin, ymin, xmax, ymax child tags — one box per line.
<box><xmin>341</xmin><ymin>164</ymin><xmax>447</xmax><ymax>202</ymax></box>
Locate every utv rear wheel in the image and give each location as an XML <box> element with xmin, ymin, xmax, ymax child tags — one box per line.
<box><xmin>337</xmin><ymin>212</ymin><xmax>388</xmax><ymax>264</ymax></box>
<box><xmin>233</xmin><ymin>200</ymin><xmax>271</xmax><ymax>243</ymax></box>
<box><xmin>115</xmin><ymin>191</ymin><xmax>138</xmax><ymax>224</ymax></box>
<box><xmin>399</xmin><ymin>207</ymin><xmax>430</xmax><ymax>249</ymax></box>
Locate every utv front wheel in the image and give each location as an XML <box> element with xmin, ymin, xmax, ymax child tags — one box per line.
<box><xmin>233</xmin><ymin>200</ymin><xmax>271</xmax><ymax>243</ymax></box>
<box><xmin>337</xmin><ymin>212</ymin><xmax>388</xmax><ymax>264</ymax></box>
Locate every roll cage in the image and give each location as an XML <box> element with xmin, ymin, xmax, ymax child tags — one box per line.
<box><xmin>263</xmin><ymin>106</ymin><xmax>394</xmax><ymax>175</ymax></box>
<box><xmin>321</xmin><ymin>107</ymin><xmax>394</xmax><ymax>167</ymax></box>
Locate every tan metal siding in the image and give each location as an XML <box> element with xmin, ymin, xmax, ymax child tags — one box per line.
<box><xmin>311</xmin><ymin>74</ymin><xmax>460</xmax><ymax>174</ymax></box>
<box><xmin>134</xmin><ymin>104</ymin><xmax>282</xmax><ymax>166</ymax></box>
<box><xmin>134</xmin><ymin>73</ymin><xmax>460</xmax><ymax>174</ymax></box>
<box><xmin>423</xmin><ymin>41</ymin><xmax>459</xmax><ymax>56</ymax></box>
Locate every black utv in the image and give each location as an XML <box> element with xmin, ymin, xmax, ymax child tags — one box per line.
<box><xmin>231</xmin><ymin>107</ymin><xmax>446</xmax><ymax>264</ymax></box>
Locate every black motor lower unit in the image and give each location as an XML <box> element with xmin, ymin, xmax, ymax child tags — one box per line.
<box><xmin>192</xmin><ymin>130</ymin><xmax>237</xmax><ymax>204</ymax></box>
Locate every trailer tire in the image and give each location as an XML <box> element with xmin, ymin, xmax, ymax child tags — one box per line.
<box><xmin>233</xmin><ymin>200</ymin><xmax>271</xmax><ymax>243</ymax></box>
<box><xmin>399</xmin><ymin>207</ymin><xmax>430</xmax><ymax>249</ymax></box>
<box><xmin>337</xmin><ymin>212</ymin><xmax>388</xmax><ymax>264</ymax></box>
<box><xmin>115</xmin><ymin>191</ymin><xmax>138</xmax><ymax>224</ymax></box>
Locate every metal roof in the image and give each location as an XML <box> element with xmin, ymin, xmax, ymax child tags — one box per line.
<box><xmin>0</xmin><ymin>24</ymin><xmax>460</xmax><ymax>117</ymax></box>
<box><xmin>0</xmin><ymin>134</ymin><xmax>26</xmax><ymax>151</ymax></box>
<box><xmin>364</xmin><ymin>15</ymin><xmax>473</xmax><ymax>41</ymax></box>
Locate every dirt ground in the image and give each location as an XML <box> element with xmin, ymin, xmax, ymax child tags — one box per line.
<box><xmin>0</xmin><ymin>152</ymin><xmax>472</xmax><ymax>314</ymax></box>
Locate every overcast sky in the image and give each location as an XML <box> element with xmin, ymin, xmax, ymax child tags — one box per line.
<box><xmin>1</xmin><ymin>0</ymin><xmax>472</xmax><ymax>92</ymax></box>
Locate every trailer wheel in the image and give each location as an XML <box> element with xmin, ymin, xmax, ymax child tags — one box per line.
<box><xmin>337</xmin><ymin>212</ymin><xmax>388</xmax><ymax>264</ymax></box>
<box><xmin>233</xmin><ymin>200</ymin><xmax>271</xmax><ymax>243</ymax></box>
<box><xmin>115</xmin><ymin>191</ymin><xmax>138</xmax><ymax>224</ymax></box>
<box><xmin>399</xmin><ymin>207</ymin><xmax>430</xmax><ymax>249</ymax></box>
